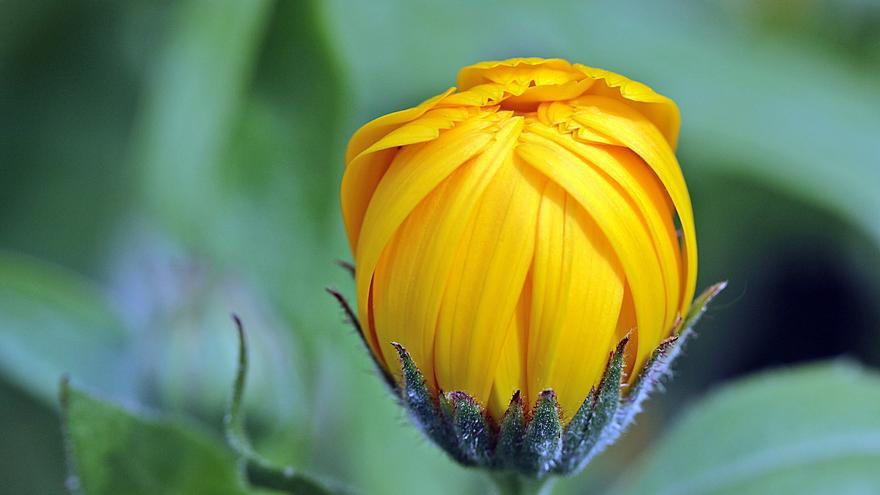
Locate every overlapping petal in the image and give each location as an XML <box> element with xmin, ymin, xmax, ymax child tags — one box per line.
<box><xmin>434</xmin><ymin>148</ymin><xmax>542</xmax><ymax>406</ymax></box>
<box><xmin>516</xmin><ymin>135</ymin><xmax>668</xmax><ymax>377</ymax></box>
<box><xmin>524</xmin><ymin>181</ymin><xmax>625</xmax><ymax>421</ymax></box>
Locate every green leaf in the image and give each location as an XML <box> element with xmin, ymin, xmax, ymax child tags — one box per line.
<box><xmin>0</xmin><ymin>252</ymin><xmax>130</xmax><ymax>404</ymax></box>
<box><xmin>61</xmin><ymin>378</ymin><xmax>249</xmax><ymax>495</ymax></box>
<box><xmin>615</xmin><ymin>361</ymin><xmax>880</xmax><ymax>495</ymax></box>
<box><xmin>132</xmin><ymin>0</ymin><xmax>272</xmax><ymax>231</ymax></box>
<box><xmin>131</xmin><ymin>0</ymin><xmax>350</xmax><ymax>342</ymax></box>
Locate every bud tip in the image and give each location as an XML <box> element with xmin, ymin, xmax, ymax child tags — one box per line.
<box><xmin>509</xmin><ymin>390</ymin><xmax>523</xmax><ymax>407</ymax></box>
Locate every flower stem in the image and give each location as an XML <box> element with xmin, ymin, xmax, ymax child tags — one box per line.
<box><xmin>488</xmin><ymin>472</ymin><xmax>554</xmax><ymax>495</ymax></box>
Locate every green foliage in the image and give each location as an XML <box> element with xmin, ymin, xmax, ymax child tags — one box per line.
<box><xmin>0</xmin><ymin>379</ymin><xmax>66</xmax><ymax>495</ymax></box>
<box><xmin>0</xmin><ymin>252</ymin><xmax>131</xmax><ymax>404</ymax></box>
<box><xmin>132</xmin><ymin>0</ymin><xmax>349</xmax><ymax>337</ymax></box>
<box><xmin>61</xmin><ymin>379</ymin><xmax>249</xmax><ymax>495</ymax></box>
<box><xmin>615</xmin><ymin>362</ymin><xmax>880</xmax><ymax>495</ymax></box>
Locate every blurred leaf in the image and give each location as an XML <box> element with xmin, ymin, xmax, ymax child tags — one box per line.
<box><xmin>125</xmin><ymin>0</ymin><xmax>353</xmax><ymax>468</ymax></box>
<box><xmin>215</xmin><ymin>0</ymin><xmax>350</xmax><ymax>342</ymax></box>
<box><xmin>0</xmin><ymin>1</ymin><xmax>139</xmax><ymax>273</ymax></box>
<box><xmin>61</xmin><ymin>379</ymin><xmax>249</xmax><ymax>495</ymax></box>
<box><xmin>614</xmin><ymin>361</ymin><xmax>880</xmax><ymax>495</ymax></box>
<box><xmin>105</xmin><ymin>232</ymin><xmax>309</xmax><ymax>432</ymax></box>
<box><xmin>0</xmin><ymin>252</ymin><xmax>131</xmax><ymax>404</ymax></box>
<box><xmin>0</xmin><ymin>378</ymin><xmax>65</xmax><ymax>495</ymax></box>
<box><xmin>132</xmin><ymin>0</ymin><xmax>272</xmax><ymax>230</ymax></box>
<box><xmin>130</xmin><ymin>0</ymin><xmax>349</xmax><ymax>347</ymax></box>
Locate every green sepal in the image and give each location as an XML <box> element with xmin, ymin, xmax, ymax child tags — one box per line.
<box><xmin>681</xmin><ymin>281</ymin><xmax>727</xmax><ymax>332</ymax></box>
<box><xmin>434</xmin><ymin>388</ymin><xmax>465</xmax><ymax>464</ymax></box>
<box><xmin>556</xmin><ymin>387</ymin><xmax>595</xmax><ymax>472</ymax></box>
<box><xmin>520</xmin><ymin>390</ymin><xmax>563</xmax><ymax>477</ymax></box>
<box><xmin>390</xmin><ymin>342</ymin><xmax>460</xmax><ymax>460</ymax></box>
<box><xmin>494</xmin><ymin>391</ymin><xmax>525</xmax><ymax>469</ymax></box>
<box><xmin>615</xmin><ymin>282</ymin><xmax>727</xmax><ymax>434</ymax></box>
<box><xmin>588</xmin><ymin>337</ymin><xmax>632</xmax><ymax>457</ymax></box>
<box><xmin>554</xmin><ymin>337</ymin><xmax>628</xmax><ymax>474</ymax></box>
<box><xmin>333</xmin><ymin>279</ymin><xmax>725</xmax><ymax>481</ymax></box>
<box><xmin>448</xmin><ymin>391</ymin><xmax>494</xmax><ymax>466</ymax></box>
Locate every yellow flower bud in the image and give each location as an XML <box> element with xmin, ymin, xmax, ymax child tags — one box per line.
<box><xmin>340</xmin><ymin>58</ymin><xmax>697</xmax><ymax>425</ymax></box>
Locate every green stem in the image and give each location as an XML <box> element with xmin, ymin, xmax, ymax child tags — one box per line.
<box><xmin>226</xmin><ymin>315</ymin><xmax>342</xmax><ymax>494</ymax></box>
<box><xmin>488</xmin><ymin>472</ymin><xmax>554</xmax><ymax>495</ymax></box>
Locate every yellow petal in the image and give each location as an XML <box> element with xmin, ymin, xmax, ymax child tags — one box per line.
<box><xmin>457</xmin><ymin>58</ymin><xmax>577</xmax><ymax>90</ymax></box>
<box><xmin>501</xmin><ymin>79</ymin><xmax>594</xmax><ymax>112</ymax></box>
<box><xmin>345</xmin><ymin>88</ymin><xmax>456</xmax><ymax>163</ymax></box>
<box><xmin>574</xmin><ymin>65</ymin><xmax>680</xmax><ymax>148</ymax></box>
<box><xmin>567</xmin><ymin>95</ymin><xmax>697</xmax><ymax>316</ymax></box>
<box><xmin>360</xmin><ymin>107</ymin><xmax>475</xmax><ymax>156</ymax></box>
<box><xmin>341</xmin><ymin>146</ymin><xmax>394</xmax><ymax>253</ymax></box>
<box><xmin>434</xmin><ymin>151</ymin><xmax>543</xmax><ymax>405</ymax></box>
<box><xmin>354</xmin><ymin>117</ymin><xmax>495</xmax><ymax>328</ymax></box>
<box><xmin>615</xmin><ymin>285</ymin><xmax>638</xmax><ymax>380</ymax></box>
<box><xmin>516</xmin><ymin>135</ymin><xmax>667</xmax><ymax>375</ymax></box>
<box><xmin>488</xmin><ymin>281</ymin><xmax>532</xmax><ymax>419</ymax></box>
<box><xmin>361</xmin><ymin>116</ymin><xmax>525</xmax><ymax>385</ymax></box>
<box><xmin>371</xmin><ymin>167</ymin><xmax>474</xmax><ymax>386</ymax></box>
<box><xmin>440</xmin><ymin>83</ymin><xmax>507</xmax><ymax>107</ymax></box>
<box><xmin>341</xmin><ymin>106</ymin><xmax>478</xmax><ymax>251</ymax></box>
<box><xmin>525</xmin><ymin>181</ymin><xmax>624</xmax><ymax>422</ymax></box>
<box><xmin>525</xmin><ymin>120</ymin><xmax>681</xmax><ymax>331</ymax></box>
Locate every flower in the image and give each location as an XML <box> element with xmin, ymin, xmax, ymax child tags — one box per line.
<box><xmin>337</xmin><ymin>57</ymin><xmax>714</xmax><ymax>476</ymax></box>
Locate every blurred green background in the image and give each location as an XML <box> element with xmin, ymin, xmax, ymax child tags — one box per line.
<box><xmin>2</xmin><ymin>1</ymin><xmax>879</xmax><ymax>494</ymax></box>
